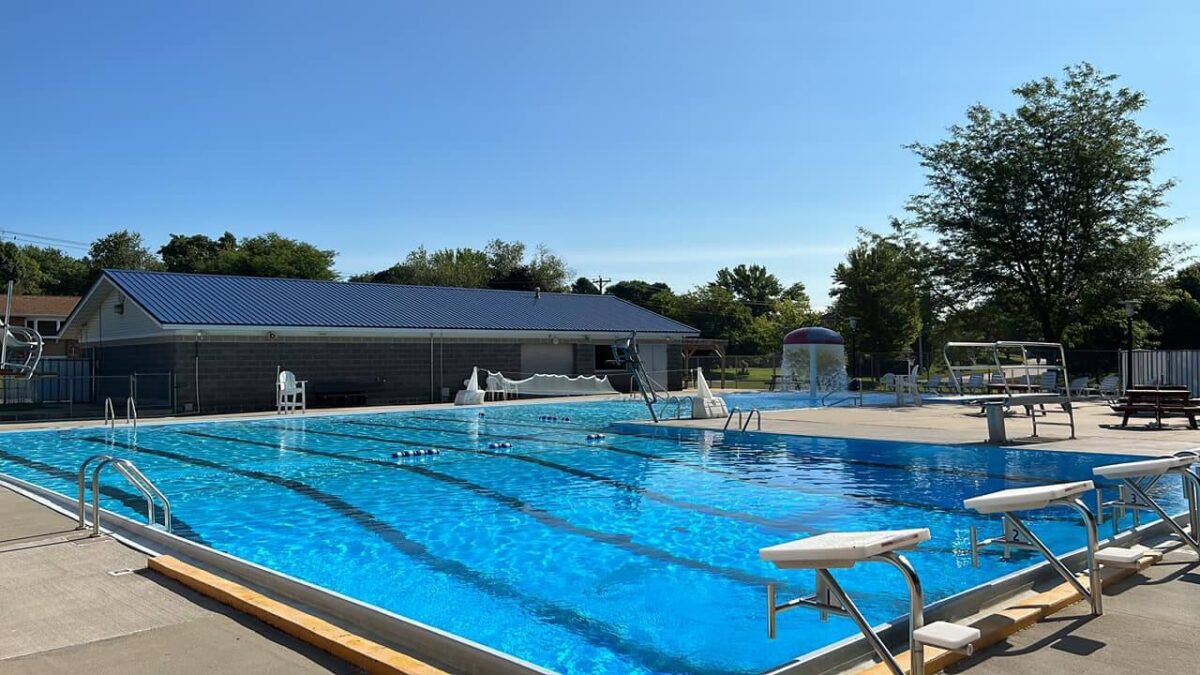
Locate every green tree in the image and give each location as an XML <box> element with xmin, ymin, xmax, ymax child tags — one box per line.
<box><xmin>907</xmin><ymin>63</ymin><xmax>1174</xmax><ymax>343</ymax></box>
<box><xmin>354</xmin><ymin>239</ymin><xmax>568</xmax><ymax>291</ymax></box>
<box><xmin>651</xmin><ymin>285</ymin><xmax>753</xmax><ymax>351</ymax></box>
<box><xmin>160</xmin><ymin>232</ymin><xmax>236</xmax><ymax>273</ymax></box>
<box><xmin>86</xmin><ymin>230</ymin><xmax>161</xmax><ymax>273</ymax></box>
<box><xmin>608</xmin><ymin>280</ymin><xmax>672</xmax><ymax>307</ymax></box>
<box><xmin>21</xmin><ymin>246</ymin><xmax>90</xmax><ymax>295</ymax></box>
<box><xmin>571</xmin><ymin>277</ymin><xmax>600</xmax><ymax>294</ymax></box>
<box><xmin>829</xmin><ymin>233</ymin><xmax>922</xmax><ymax>354</ymax></box>
<box><xmin>713</xmin><ymin>264</ymin><xmax>783</xmax><ymax>317</ymax></box>
<box><xmin>215</xmin><ymin>233</ymin><xmax>337</xmax><ymax>280</ymax></box>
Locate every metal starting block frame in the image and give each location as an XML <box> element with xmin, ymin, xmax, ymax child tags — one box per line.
<box><xmin>1092</xmin><ymin>453</ymin><xmax>1200</xmax><ymax>558</ymax></box>
<box><xmin>964</xmin><ymin>481</ymin><xmax>1103</xmax><ymax>615</ymax></box>
<box><xmin>760</xmin><ymin>529</ymin><xmax>979</xmax><ymax>675</ymax></box>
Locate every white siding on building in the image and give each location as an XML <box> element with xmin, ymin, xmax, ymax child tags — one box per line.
<box><xmin>79</xmin><ymin>289</ymin><xmax>161</xmax><ymax>343</ymax></box>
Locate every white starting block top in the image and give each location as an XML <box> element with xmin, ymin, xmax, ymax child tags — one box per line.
<box><xmin>1093</xmin><ymin>456</ymin><xmax>1196</xmax><ymax>480</ymax></box>
<box><xmin>963</xmin><ymin>481</ymin><xmax>1094</xmax><ymax>514</ymax></box>
<box><xmin>759</xmin><ymin>529</ymin><xmax>930</xmax><ymax>569</ymax></box>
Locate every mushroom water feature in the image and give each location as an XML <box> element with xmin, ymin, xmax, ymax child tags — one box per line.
<box><xmin>781</xmin><ymin>327</ymin><xmax>849</xmax><ymax>396</ymax></box>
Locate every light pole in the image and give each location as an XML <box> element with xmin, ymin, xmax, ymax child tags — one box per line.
<box><xmin>847</xmin><ymin>316</ymin><xmax>860</xmax><ymax>387</ymax></box>
<box><xmin>1120</xmin><ymin>299</ymin><xmax>1139</xmax><ymax>393</ymax></box>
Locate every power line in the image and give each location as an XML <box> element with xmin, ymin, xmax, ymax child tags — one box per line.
<box><xmin>0</xmin><ymin>229</ymin><xmax>90</xmax><ymax>251</ymax></box>
<box><xmin>591</xmin><ymin>276</ymin><xmax>611</xmax><ymax>294</ymax></box>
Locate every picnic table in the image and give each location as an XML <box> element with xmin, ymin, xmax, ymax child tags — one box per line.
<box><xmin>1110</xmin><ymin>388</ymin><xmax>1200</xmax><ymax>429</ymax></box>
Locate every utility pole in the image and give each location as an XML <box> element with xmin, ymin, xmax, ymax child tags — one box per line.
<box><xmin>592</xmin><ymin>276</ymin><xmax>612</xmax><ymax>294</ymax></box>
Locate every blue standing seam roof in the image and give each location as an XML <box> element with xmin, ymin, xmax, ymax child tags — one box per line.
<box><xmin>101</xmin><ymin>270</ymin><xmax>700</xmax><ymax>334</ymax></box>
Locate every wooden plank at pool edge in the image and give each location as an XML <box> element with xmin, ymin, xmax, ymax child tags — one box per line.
<box><xmin>149</xmin><ymin>555</ymin><xmax>448</xmax><ymax>675</ymax></box>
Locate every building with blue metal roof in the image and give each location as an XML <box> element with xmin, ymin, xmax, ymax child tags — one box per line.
<box><xmin>61</xmin><ymin>270</ymin><xmax>698</xmax><ymax>413</ymax></box>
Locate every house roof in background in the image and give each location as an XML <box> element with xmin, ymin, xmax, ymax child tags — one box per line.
<box><xmin>2</xmin><ymin>295</ymin><xmax>80</xmax><ymax>318</ymax></box>
<box><xmin>81</xmin><ymin>269</ymin><xmax>698</xmax><ymax>335</ymax></box>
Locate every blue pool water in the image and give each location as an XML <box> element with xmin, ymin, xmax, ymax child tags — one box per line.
<box><xmin>0</xmin><ymin>393</ymin><xmax>1184</xmax><ymax>674</ymax></box>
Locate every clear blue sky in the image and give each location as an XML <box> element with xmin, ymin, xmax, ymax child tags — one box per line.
<box><xmin>2</xmin><ymin>1</ymin><xmax>1197</xmax><ymax>305</ymax></box>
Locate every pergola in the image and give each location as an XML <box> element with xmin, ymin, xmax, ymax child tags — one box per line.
<box><xmin>680</xmin><ymin>337</ymin><xmax>729</xmax><ymax>388</ymax></box>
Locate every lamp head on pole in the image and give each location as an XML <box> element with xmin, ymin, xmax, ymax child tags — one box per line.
<box><xmin>1120</xmin><ymin>299</ymin><xmax>1139</xmax><ymax>319</ymax></box>
<box><xmin>847</xmin><ymin>316</ymin><xmax>860</xmax><ymax>331</ymax></box>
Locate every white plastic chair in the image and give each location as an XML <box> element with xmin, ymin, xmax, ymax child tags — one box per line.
<box><xmin>276</xmin><ymin>370</ymin><xmax>307</xmax><ymax>414</ymax></box>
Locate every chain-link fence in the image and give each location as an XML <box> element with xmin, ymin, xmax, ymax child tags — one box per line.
<box><xmin>0</xmin><ymin>360</ymin><xmax>175</xmax><ymax>422</ymax></box>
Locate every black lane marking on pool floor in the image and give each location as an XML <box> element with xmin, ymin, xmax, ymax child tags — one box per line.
<box><xmin>176</xmin><ymin>428</ymin><xmax>779</xmax><ymax>588</ymax></box>
<box><xmin>79</xmin><ymin>436</ymin><xmax>728</xmax><ymax>675</ymax></box>
<box><xmin>0</xmin><ymin>447</ymin><xmax>210</xmax><ymax>546</ymax></box>
<box><xmin>270</xmin><ymin>422</ymin><xmax>798</xmax><ymax>531</ymax></box>
<box><xmin>401</xmin><ymin>414</ymin><xmax>1052</xmax><ymax>485</ymax></box>
<box><xmin>342</xmin><ymin>418</ymin><xmax>980</xmax><ymax>517</ymax></box>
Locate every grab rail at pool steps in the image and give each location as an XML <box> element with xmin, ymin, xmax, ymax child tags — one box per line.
<box><xmin>76</xmin><ymin>454</ymin><xmax>171</xmax><ymax>535</ymax></box>
<box><xmin>103</xmin><ymin>397</ymin><xmax>116</xmax><ymax>428</ymax></box>
<box><xmin>822</xmin><ymin>378</ymin><xmax>864</xmax><ymax>408</ymax></box>
<box><xmin>723</xmin><ymin>407</ymin><xmax>762</xmax><ymax>431</ymax></box>
<box><xmin>127</xmin><ymin>396</ymin><xmax>138</xmax><ymax>428</ymax></box>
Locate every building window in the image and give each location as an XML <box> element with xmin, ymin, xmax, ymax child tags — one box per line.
<box><xmin>594</xmin><ymin>345</ymin><xmax>621</xmax><ymax>371</ymax></box>
<box><xmin>26</xmin><ymin>319</ymin><xmax>60</xmax><ymax>336</ymax></box>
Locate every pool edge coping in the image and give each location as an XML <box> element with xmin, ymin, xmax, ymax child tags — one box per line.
<box><xmin>0</xmin><ymin>473</ymin><xmax>552</xmax><ymax>675</ymax></box>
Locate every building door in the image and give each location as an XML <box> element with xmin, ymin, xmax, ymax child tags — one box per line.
<box><xmin>521</xmin><ymin>343</ymin><xmax>573</xmax><ymax>376</ymax></box>
<box><xmin>642</xmin><ymin>343</ymin><xmax>668</xmax><ymax>389</ymax></box>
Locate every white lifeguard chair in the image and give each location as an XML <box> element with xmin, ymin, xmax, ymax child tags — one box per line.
<box><xmin>276</xmin><ymin>370</ymin><xmax>307</xmax><ymax>414</ymax></box>
<box><xmin>761</xmin><ymin>529</ymin><xmax>980</xmax><ymax>675</ymax></box>
<box><xmin>0</xmin><ymin>280</ymin><xmax>43</xmax><ymax>379</ymax></box>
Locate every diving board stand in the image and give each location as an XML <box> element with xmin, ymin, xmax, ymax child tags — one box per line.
<box><xmin>942</xmin><ymin>341</ymin><xmax>1076</xmax><ymax>443</ymax></box>
<box><xmin>760</xmin><ymin>529</ymin><xmax>979</xmax><ymax>675</ymax></box>
<box><xmin>964</xmin><ymin>481</ymin><xmax>1104</xmax><ymax>615</ymax></box>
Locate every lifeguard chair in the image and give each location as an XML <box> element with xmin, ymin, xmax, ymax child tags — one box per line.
<box><xmin>0</xmin><ymin>280</ymin><xmax>43</xmax><ymax>379</ymax></box>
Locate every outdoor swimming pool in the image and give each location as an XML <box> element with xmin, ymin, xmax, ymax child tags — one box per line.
<box><xmin>0</xmin><ymin>393</ymin><xmax>1185</xmax><ymax>674</ymax></box>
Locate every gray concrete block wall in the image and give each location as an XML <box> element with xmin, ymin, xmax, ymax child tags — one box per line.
<box><xmin>92</xmin><ymin>335</ymin><xmax>680</xmax><ymax>414</ymax></box>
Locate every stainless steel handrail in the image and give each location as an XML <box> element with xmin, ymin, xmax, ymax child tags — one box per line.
<box><xmin>126</xmin><ymin>397</ymin><xmax>138</xmax><ymax>428</ymax></box>
<box><xmin>723</xmin><ymin>407</ymin><xmax>743</xmax><ymax>431</ymax></box>
<box><xmin>76</xmin><ymin>454</ymin><xmax>113</xmax><ymax>529</ymax></box>
<box><xmin>723</xmin><ymin>407</ymin><xmax>762</xmax><ymax>431</ymax></box>
<box><xmin>103</xmin><ymin>397</ymin><xmax>116</xmax><ymax>428</ymax></box>
<box><xmin>822</xmin><ymin>378</ymin><xmax>864</xmax><ymax>407</ymax></box>
<box><xmin>82</xmin><ymin>456</ymin><xmax>172</xmax><ymax>536</ymax></box>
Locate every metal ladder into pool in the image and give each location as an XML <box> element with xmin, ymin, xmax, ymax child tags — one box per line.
<box><xmin>104</xmin><ymin>397</ymin><xmax>138</xmax><ymax>428</ymax></box>
<box><xmin>76</xmin><ymin>454</ymin><xmax>170</xmax><ymax>536</ymax></box>
<box><xmin>723</xmin><ymin>407</ymin><xmax>762</xmax><ymax>431</ymax></box>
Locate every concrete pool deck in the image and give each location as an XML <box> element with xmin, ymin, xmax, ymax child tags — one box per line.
<box><xmin>0</xmin><ymin>486</ymin><xmax>360</xmax><ymax>674</ymax></box>
<box><xmin>663</xmin><ymin>398</ymin><xmax>1200</xmax><ymax>456</ymax></box>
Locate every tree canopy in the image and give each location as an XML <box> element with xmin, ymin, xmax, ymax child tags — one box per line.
<box><xmin>829</xmin><ymin>232</ymin><xmax>922</xmax><ymax>354</ymax></box>
<box><xmin>907</xmin><ymin>63</ymin><xmax>1174</xmax><ymax>343</ymax></box>
<box><xmin>351</xmin><ymin>239</ymin><xmax>569</xmax><ymax>292</ymax></box>
<box><xmin>158</xmin><ymin>232</ymin><xmax>336</xmax><ymax>280</ymax></box>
